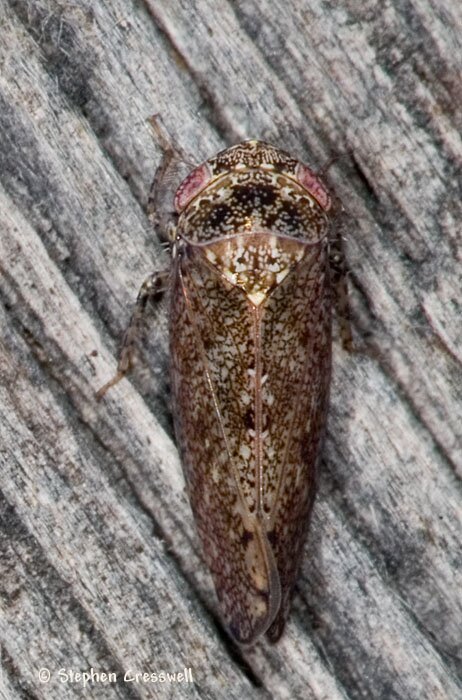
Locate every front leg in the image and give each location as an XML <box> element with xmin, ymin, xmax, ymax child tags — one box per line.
<box><xmin>147</xmin><ymin>115</ymin><xmax>194</xmax><ymax>243</ymax></box>
<box><xmin>329</xmin><ymin>223</ymin><xmax>353</xmax><ymax>352</ymax></box>
<box><xmin>96</xmin><ymin>270</ymin><xmax>169</xmax><ymax>400</ymax></box>
<box><xmin>97</xmin><ymin>117</ymin><xmax>188</xmax><ymax>400</ymax></box>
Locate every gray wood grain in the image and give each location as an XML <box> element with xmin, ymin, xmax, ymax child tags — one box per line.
<box><xmin>0</xmin><ymin>0</ymin><xmax>461</xmax><ymax>698</ymax></box>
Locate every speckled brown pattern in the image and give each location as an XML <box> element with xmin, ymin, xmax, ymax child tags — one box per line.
<box><xmin>168</xmin><ymin>141</ymin><xmax>334</xmax><ymax>644</ymax></box>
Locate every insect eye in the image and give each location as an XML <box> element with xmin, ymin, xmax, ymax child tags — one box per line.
<box><xmin>295</xmin><ymin>163</ymin><xmax>331</xmax><ymax>211</ymax></box>
<box><xmin>174</xmin><ymin>162</ymin><xmax>213</xmax><ymax>212</ymax></box>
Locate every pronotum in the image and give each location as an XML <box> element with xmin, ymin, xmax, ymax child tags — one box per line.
<box><xmin>98</xmin><ymin>137</ymin><xmax>351</xmax><ymax>644</ymax></box>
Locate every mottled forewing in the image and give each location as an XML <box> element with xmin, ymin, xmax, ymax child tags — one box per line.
<box><xmin>169</xmin><ymin>243</ymin><xmax>279</xmax><ymax>643</ymax></box>
<box><xmin>170</xmin><ymin>237</ymin><xmax>331</xmax><ymax>643</ymax></box>
<box><xmin>259</xmin><ymin>240</ymin><xmax>332</xmax><ymax>640</ymax></box>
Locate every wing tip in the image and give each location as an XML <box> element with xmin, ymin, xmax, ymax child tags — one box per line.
<box><xmin>226</xmin><ymin>527</ymin><xmax>284</xmax><ymax>645</ymax></box>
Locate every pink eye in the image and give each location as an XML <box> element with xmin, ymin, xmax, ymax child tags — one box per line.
<box><xmin>295</xmin><ymin>163</ymin><xmax>331</xmax><ymax>211</ymax></box>
<box><xmin>174</xmin><ymin>162</ymin><xmax>212</xmax><ymax>212</ymax></box>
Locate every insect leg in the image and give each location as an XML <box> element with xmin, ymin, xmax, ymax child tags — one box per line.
<box><xmin>329</xmin><ymin>226</ymin><xmax>353</xmax><ymax>351</ymax></box>
<box><xmin>147</xmin><ymin>115</ymin><xmax>193</xmax><ymax>243</ymax></box>
<box><xmin>96</xmin><ymin>270</ymin><xmax>168</xmax><ymax>400</ymax></box>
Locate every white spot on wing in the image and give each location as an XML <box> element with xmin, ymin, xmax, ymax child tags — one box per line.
<box><xmin>239</xmin><ymin>444</ymin><xmax>251</xmax><ymax>460</ymax></box>
<box><xmin>248</xmin><ymin>290</ymin><xmax>267</xmax><ymax>306</ymax></box>
<box><xmin>275</xmin><ymin>269</ymin><xmax>290</xmax><ymax>284</ymax></box>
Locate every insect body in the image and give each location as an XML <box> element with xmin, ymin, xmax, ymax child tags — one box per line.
<box><xmin>99</xmin><ymin>139</ymin><xmax>350</xmax><ymax>644</ymax></box>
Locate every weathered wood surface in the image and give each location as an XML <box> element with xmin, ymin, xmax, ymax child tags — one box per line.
<box><xmin>0</xmin><ymin>0</ymin><xmax>461</xmax><ymax>698</ymax></box>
